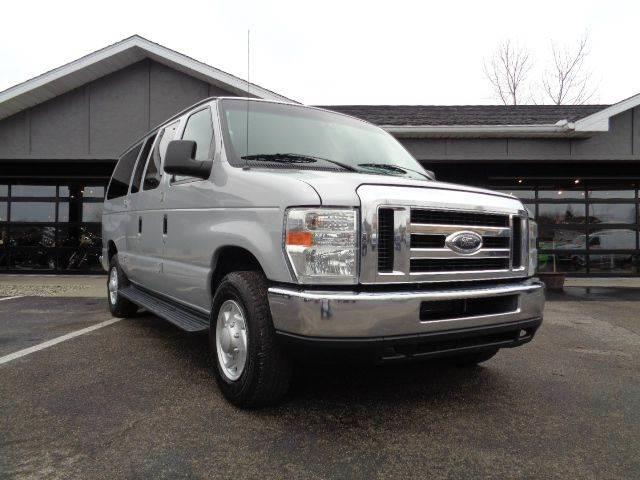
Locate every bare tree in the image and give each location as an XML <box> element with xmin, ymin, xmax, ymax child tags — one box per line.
<box><xmin>542</xmin><ymin>34</ymin><xmax>595</xmax><ymax>105</ymax></box>
<box><xmin>483</xmin><ymin>40</ymin><xmax>532</xmax><ymax>105</ymax></box>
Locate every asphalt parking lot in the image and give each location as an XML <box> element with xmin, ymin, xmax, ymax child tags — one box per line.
<box><xmin>1</xmin><ymin>288</ymin><xmax>639</xmax><ymax>479</ymax></box>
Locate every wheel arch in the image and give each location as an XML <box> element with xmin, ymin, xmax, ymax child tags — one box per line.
<box><xmin>210</xmin><ymin>245</ymin><xmax>265</xmax><ymax>297</ymax></box>
<box><xmin>107</xmin><ymin>240</ymin><xmax>118</xmax><ymax>262</ymax></box>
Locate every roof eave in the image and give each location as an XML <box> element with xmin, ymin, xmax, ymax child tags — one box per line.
<box><xmin>381</xmin><ymin>123</ymin><xmax>599</xmax><ymax>138</ymax></box>
<box><xmin>573</xmin><ymin>92</ymin><xmax>640</xmax><ymax>133</ymax></box>
<box><xmin>0</xmin><ymin>35</ymin><xmax>295</xmax><ymax>121</ymax></box>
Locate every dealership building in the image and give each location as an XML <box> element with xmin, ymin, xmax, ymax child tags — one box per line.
<box><xmin>1</xmin><ymin>35</ymin><xmax>639</xmax><ymax>276</ymax></box>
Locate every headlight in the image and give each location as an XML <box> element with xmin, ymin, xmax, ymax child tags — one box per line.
<box><xmin>528</xmin><ymin>219</ymin><xmax>538</xmax><ymax>275</ymax></box>
<box><xmin>284</xmin><ymin>208</ymin><xmax>358</xmax><ymax>284</ymax></box>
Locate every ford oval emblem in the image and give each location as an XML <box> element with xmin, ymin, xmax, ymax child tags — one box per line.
<box><xmin>446</xmin><ymin>231</ymin><xmax>483</xmax><ymax>254</ymax></box>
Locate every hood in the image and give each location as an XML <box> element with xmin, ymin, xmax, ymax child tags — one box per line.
<box><xmin>261</xmin><ymin>169</ymin><xmax>514</xmax><ymax>206</ymax></box>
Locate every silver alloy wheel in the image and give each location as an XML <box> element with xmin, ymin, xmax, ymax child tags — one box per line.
<box><xmin>108</xmin><ymin>267</ymin><xmax>118</xmax><ymax>305</ymax></box>
<box><xmin>215</xmin><ymin>299</ymin><xmax>248</xmax><ymax>381</ymax></box>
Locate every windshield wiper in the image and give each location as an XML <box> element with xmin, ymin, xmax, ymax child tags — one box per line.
<box><xmin>241</xmin><ymin>153</ymin><xmax>358</xmax><ymax>172</ymax></box>
<box><xmin>358</xmin><ymin>163</ymin><xmax>431</xmax><ymax>179</ymax></box>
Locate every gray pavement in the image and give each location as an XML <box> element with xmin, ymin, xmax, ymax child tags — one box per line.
<box><xmin>0</xmin><ymin>289</ymin><xmax>639</xmax><ymax>479</ymax></box>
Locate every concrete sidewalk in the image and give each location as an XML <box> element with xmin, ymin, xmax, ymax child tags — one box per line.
<box><xmin>0</xmin><ymin>275</ymin><xmax>106</xmax><ymax>298</ymax></box>
<box><xmin>565</xmin><ymin>277</ymin><xmax>640</xmax><ymax>288</ymax></box>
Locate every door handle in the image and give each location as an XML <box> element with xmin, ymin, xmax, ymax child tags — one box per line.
<box><xmin>138</xmin><ymin>216</ymin><xmax>142</xmax><ymax>235</ymax></box>
<box><xmin>163</xmin><ymin>214</ymin><xmax>168</xmax><ymax>235</ymax></box>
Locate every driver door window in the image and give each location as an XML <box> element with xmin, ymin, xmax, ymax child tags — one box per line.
<box><xmin>173</xmin><ymin>108</ymin><xmax>214</xmax><ymax>183</ymax></box>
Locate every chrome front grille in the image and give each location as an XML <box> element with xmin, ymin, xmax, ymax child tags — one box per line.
<box><xmin>410</xmin><ymin>209</ymin><xmax>510</xmax><ymax>227</ymax></box>
<box><xmin>409</xmin><ymin>209</ymin><xmax>513</xmax><ymax>273</ymax></box>
<box><xmin>359</xmin><ymin>185</ymin><xmax>530</xmax><ymax>284</ymax></box>
<box><xmin>410</xmin><ymin>257</ymin><xmax>511</xmax><ymax>272</ymax></box>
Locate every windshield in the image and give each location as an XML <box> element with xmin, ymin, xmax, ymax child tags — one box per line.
<box><xmin>219</xmin><ymin>99</ymin><xmax>430</xmax><ymax>180</ymax></box>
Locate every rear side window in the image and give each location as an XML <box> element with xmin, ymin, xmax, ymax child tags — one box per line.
<box><xmin>131</xmin><ymin>134</ymin><xmax>157</xmax><ymax>194</ymax></box>
<box><xmin>107</xmin><ymin>143</ymin><xmax>142</xmax><ymax>200</ymax></box>
<box><xmin>144</xmin><ymin>121</ymin><xmax>179</xmax><ymax>190</ymax></box>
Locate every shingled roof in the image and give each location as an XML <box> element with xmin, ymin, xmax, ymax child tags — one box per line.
<box><xmin>320</xmin><ymin>104</ymin><xmax>609</xmax><ymax>126</ymax></box>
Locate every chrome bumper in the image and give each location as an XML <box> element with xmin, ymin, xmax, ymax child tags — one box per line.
<box><xmin>268</xmin><ymin>278</ymin><xmax>544</xmax><ymax>339</ymax></box>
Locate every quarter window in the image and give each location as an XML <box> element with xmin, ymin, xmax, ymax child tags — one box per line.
<box><xmin>107</xmin><ymin>143</ymin><xmax>142</xmax><ymax>200</ymax></box>
<box><xmin>131</xmin><ymin>134</ymin><xmax>157</xmax><ymax>194</ymax></box>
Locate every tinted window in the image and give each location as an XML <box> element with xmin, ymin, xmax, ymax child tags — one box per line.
<box><xmin>11</xmin><ymin>185</ymin><xmax>56</xmax><ymax>197</ymax></box>
<box><xmin>538</xmin><ymin>190</ymin><xmax>585</xmax><ymax>200</ymax></box>
<box><xmin>588</xmin><ymin>228</ymin><xmax>636</xmax><ymax>250</ymax></box>
<box><xmin>107</xmin><ymin>143</ymin><xmax>142</xmax><ymax>200</ymax></box>
<box><xmin>10</xmin><ymin>202</ymin><xmax>56</xmax><ymax>222</ymax></box>
<box><xmin>60</xmin><ymin>185</ymin><xmax>105</xmax><ymax>198</ymax></box>
<box><xmin>589</xmin><ymin>204</ymin><xmax>637</xmax><ymax>224</ymax></box>
<box><xmin>10</xmin><ymin>226</ymin><xmax>56</xmax><ymax>247</ymax></box>
<box><xmin>182</xmin><ymin>109</ymin><xmax>213</xmax><ymax>161</ymax></box>
<box><xmin>131</xmin><ymin>135</ymin><xmax>157</xmax><ymax>194</ymax></box>
<box><xmin>83</xmin><ymin>186</ymin><xmax>105</xmax><ymax>198</ymax></box>
<box><xmin>82</xmin><ymin>203</ymin><xmax>103</xmax><ymax>222</ymax></box>
<box><xmin>144</xmin><ymin>121</ymin><xmax>179</xmax><ymax>190</ymax></box>
<box><xmin>496</xmin><ymin>189</ymin><xmax>535</xmax><ymax>200</ymax></box>
<box><xmin>58</xmin><ymin>203</ymin><xmax>69</xmax><ymax>222</ymax></box>
<box><xmin>589</xmin><ymin>190</ymin><xmax>636</xmax><ymax>199</ymax></box>
<box><xmin>538</xmin><ymin>203</ymin><xmax>586</xmax><ymax>224</ymax></box>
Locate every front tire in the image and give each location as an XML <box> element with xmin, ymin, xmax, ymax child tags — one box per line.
<box><xmin>210</xmin><ymin>271</ymin><xmax>292</xmax><ymax>408</ymax></box>
<box><xmin>107</xmin><ymin>256</ymin><xmax>138</xmax><ymax>318</ymax></box>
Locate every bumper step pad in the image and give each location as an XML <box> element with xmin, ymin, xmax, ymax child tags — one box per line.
<box><xmin>120</xmin><ymin>285</ymin><xmax>209</xmax><ymax>332</ymax></box>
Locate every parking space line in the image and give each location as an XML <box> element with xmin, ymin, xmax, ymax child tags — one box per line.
<box><xmin>0</xmin><ymin>296</ymin><xmax>23</xmax><ymax>302</ymax></box>
<box><xmin>0</xmin><ymin>317</ymin><xmax>123</xmax><ymax>366</ymax></box>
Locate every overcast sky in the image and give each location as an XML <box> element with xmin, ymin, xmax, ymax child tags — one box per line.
<box><xmin>1</xmin><ymin>0</ymin><xmax>637</xmax><ymax>106</ymax></box>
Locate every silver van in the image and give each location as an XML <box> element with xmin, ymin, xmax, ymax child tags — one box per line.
<box><xmin>102</xmin><ymin>98</ymin><xmax>545</xmax><ymax>407</ymax></box>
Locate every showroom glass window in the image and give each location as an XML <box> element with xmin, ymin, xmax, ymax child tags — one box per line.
<box><xmin>495</xmin><ymin>183</ymin><xmax>638</xmax><ymax>275</ymax></box>
<box><xmin>0</xmin><ymin>183</ymin><xmax>108</xmax><ymax>273</ymax></box>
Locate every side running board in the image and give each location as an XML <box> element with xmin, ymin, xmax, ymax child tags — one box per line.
<box><xmin>120</xmin><ymin>285</ymin><xmax>209</xmax><ymax>333</ymax></box>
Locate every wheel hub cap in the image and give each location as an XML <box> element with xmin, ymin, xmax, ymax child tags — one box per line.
<box><xmin>108</xmin><ymin>268</ymin><xmax>118</xmax><ymax>305</ymax></box>
<box><xmin>215</xmin><ymin>300</ymin><xmax>248</xmax><ymax>381</ymax></box>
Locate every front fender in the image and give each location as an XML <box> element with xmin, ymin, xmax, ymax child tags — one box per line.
<box><xmin>208</xmin><ymin>212</ymin><xmax>293</xmax><ymax>283</ymax></box>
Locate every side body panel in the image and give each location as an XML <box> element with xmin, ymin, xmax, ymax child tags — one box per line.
<box><xmin>102</xmin><ymin>146</ymin><xmax>141</xmax><ymax>274</ymax></box>
<box><xmin>125</xmin><ymin>146</ymin><xmax>152</xmax><ymax>284</ymax></box>
<box><xmin>129</xmin><ymin>122</ymin><xmax>180</xmax><ymax>294</ymax></box>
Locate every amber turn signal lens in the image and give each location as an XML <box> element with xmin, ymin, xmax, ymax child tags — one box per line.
<box><xmin>286</xmin><ymin>231</ymin><xmax>314</xmax><ymax>247</ymax></box>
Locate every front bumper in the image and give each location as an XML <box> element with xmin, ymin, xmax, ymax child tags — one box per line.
<box><xmin>268</xmin><ymin>278</ymin><xmax>544</xmax><ymax>346</ymax></box>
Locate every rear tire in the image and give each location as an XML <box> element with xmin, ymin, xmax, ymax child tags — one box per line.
<box><xmin>210</xmin><ymin>271</ymin><xmax>292</xmax><ymax>408</ymax></box>
<box><xmin>107</xmin><ymin>255</ymin><xmax>138</xmax><ymax>318</ymax></box>
<box><xmin>451</xmin><ymin>349</ymin><xmax>499</xmax><ymax>367</ymax></box>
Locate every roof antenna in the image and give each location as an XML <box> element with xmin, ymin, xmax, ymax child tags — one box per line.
<box><xmin>244</xmin><ymin>29</ymin><xmax>250</xmax><ymax>170</ymax></box>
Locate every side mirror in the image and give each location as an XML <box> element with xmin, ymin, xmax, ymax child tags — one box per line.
<box><xmin>424</xmin><ymin>169</ymin><xmax>436</xmax><ymax>180</ymax></box>
<box><xmin>163</xmin><ymin>140</ymin><xmax>212</xmax><ymax>179</ymax></box>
